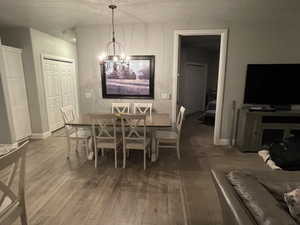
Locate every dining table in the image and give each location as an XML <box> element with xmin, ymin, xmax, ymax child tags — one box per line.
<box><xmin>65</xmin><ymin>113</ymin><xmax>172</xmax><ymax>162</ymax></box>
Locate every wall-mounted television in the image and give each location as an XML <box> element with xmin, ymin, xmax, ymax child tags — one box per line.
<box><xmin>244</xmin><ymin>64</ymin><xmax>300</xmax><ymax>105</ymax></box>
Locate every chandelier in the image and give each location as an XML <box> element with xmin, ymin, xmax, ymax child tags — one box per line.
<box><xmin>99</xmin><ymin>4</ymin><xmax>130</xmax><ymax>64</ymax></box>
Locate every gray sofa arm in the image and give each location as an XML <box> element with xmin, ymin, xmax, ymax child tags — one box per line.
<box><xmin>211</xmin><ymin>169</ymin><xmax>258</xmax><ymax>225</ymax></box>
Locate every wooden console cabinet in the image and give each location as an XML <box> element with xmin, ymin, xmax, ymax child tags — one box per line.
<box><xmin>236</xmin><ymin>108</ymin><xmax>300</xmax><ymax>152</ymax></box>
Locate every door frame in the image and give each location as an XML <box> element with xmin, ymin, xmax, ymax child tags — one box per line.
<box><xmin>41</xmin><ymin>54</ymin><xmax>79</xmax><ymax>132</ymax></box>
<box><xmin>183</xmin><ymin>62</ymin><xmax>207</xmax><ymax>114</ymax></box>
<box><xmin>172</xmin><ymin>29</ymin><xmax>228</xmax><ymax>145</ymax></box>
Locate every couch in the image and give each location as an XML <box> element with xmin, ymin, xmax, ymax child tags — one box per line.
<box><xmin>211</xmin><ymin>169</ymin><xmax>300</xmax><ymax>225</ymax></box>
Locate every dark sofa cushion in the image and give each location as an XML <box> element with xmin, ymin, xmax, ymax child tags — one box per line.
<box><xmin>227</xmin><ymin>170</ymin><xmax>297</xmax><ymax>225</ymax></box>
<box><xmin>252</xmin><ymin>171</ymin><xmax>300</xmax><ymax>209</ymax></box>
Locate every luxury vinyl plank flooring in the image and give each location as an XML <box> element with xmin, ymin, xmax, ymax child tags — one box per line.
<box><xmin>7</xmin><ymin>114</ymin><xmax>267</xmax><ymax>225</ymax></box>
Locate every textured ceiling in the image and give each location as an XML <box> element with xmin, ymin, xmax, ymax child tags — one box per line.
<box><xmin>0</xmin><ymin>0</ymin><xmax>300</xmax><ymax>40</ymax></box>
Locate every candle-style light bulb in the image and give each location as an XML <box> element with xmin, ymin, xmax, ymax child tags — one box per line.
<box><xmin>98</xmin><ymin>53</ymin><xmax>107</xmax><ymax>61</ymax></box>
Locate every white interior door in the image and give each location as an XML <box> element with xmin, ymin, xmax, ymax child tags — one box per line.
<box><xmin>43</xmin><ymin>57</ymin><xmax>77</xmax><ymax>132</ymax></box>
<box><xmin>4</xmin><ymin>47</ymin><xmax>31</xmax><ymax>140</ymax></box>
<box><xmin>60</xmin><ymin>61</ymin><xmax>75</xmax><ymax>108</ymax></box>
<box><xmin>183</xmin><ymin>64</ymin><xmax>207</xmax><ymax>115</ymax></box>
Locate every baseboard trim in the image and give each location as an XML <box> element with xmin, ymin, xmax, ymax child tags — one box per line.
<box><xmin>11</xmin><ymin>142</ymin><xmax>18</xmax><ymax>148</ymax></box>
<box><xmin>31</xmin><ymin>131</ymin><xmax>51</xmax><ymax>140</ymax></box>
<box><xmin>216</xmin><ymin>138</ymin><xmax>230</xmax><ymax>146</ymax></box>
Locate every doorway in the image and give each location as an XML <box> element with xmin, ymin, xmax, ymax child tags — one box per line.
<box><xmin>181</xmin><ymin>62</ymin><xmax>207</xmax><ymax>115</ymax></box>
<box><xmin>172</xmin><ymin>30</ymin><xmax>228</xmax><ymax>145</ymax></box>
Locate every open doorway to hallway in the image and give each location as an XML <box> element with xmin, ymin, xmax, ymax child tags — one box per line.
<box><xmin>176</xmin><ymin>35</ymin><xmax>222</xmax><ymax>141</ymax></box>
<box><xmin>172</xmin><ymin>30</ymin><xmax>227</xmax><ymax>145</ymax></box>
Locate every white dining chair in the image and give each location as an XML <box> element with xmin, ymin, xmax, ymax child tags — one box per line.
<box><xmin>90</xmin><ymin>113</ymin><xmax>121</xmax><ymax>168</ymax></box>
<box><xmin>155</xmin><ymin>106</ymin><xmax>186</xmax><ymax>160</ymax></box>
<box><xmin>61</xmin><ymin>105</ymin><xmax>91</xmax><ymax>159</ymax></box>
<box><xmin>112</xmin><ymin>103</ymin><xmax>130</xmax><ymax>114</ymax></box>
<box><xmin>0</xmin><ymin>141</ymin><xmax>29</xmax><ymax>225</ymax></box>
<box><xmin>121</xmin><ymin>114</ymin><xmax>151</xmax><ymax>170</ymax></box>
<box><xmin>133</xmin><ymin>103</ymin><xmax>153</xmax><ymax>120</ymax></box>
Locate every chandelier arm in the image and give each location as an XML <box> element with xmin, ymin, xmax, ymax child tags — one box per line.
<box><xmin>106</xmin><ymin>41</ymin><xmax>123</xmax><ymax>57</ymax></box>
<box><xmin>106</xmin><ymin>41</ymin><xmax>113</xmax><ymax>55</ymax></box>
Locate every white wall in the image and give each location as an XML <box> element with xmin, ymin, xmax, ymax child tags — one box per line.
<box><xmin>30</xmin><ymin>28</ymin><xmax>78</xmax><ymax>133</ymax></box>
<box><xmin>0</xmin><ymin>27</ymin><xmax>78</xmax><ymax>136</ymax></box>
<box><xmin>76</xmin><ymin>24</ymin><xmax>172</xmax><ymax>114</ymax></box>
<box><xmin>0</xmin><ymin>80</ymin><xmax>12</xmax><ymax>143</ymax></box>
<box><xmin>77</xmin><ymin>21</ymin><xmax>300</xmax><ymax>140</ymax></box>
<box><xmin>222</xmin><ymin>23</ymin><xmax>300</xmax><ymax>139</ymax></box>
<box><xmin>0</xmin><ymin>27</ymin><xmax>37</xmax><ymax>142</ymax></box>
<box><xmin>179</xmin><ymin>47</ymin><xmax>219</xmax><ymax>107</ymax></box>
<box><xmin>0</xmin><ymin>42</ymin><xmax>14</xmax><ymax>143</ymax></box>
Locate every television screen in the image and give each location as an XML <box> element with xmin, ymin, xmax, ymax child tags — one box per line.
<box><xmin>244</xmin><ymin>64</ymin><xmax>300</xmax><ymax>105</ymax></box>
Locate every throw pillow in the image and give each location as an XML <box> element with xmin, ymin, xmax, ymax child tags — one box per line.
<box><xmin>284</xmin><ymin>188</ymin><xmax>300</xmax><ymax>223</ymax></box>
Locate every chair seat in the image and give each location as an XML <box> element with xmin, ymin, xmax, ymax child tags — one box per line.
<box><xmin>95</xmin><ymin>138</ymin><xmax>121</xmax><ymax>149</ymax></box>
<box><xmin>125</xmin><ymin>138</ymin><xmax>151</xmax><ymax>150</ymax></box>
<box><xmin>155</xmin><ymin>130</ymin><xmax>178</xmax><ymax>140</ymax></box>
<box><xmin>69</xmin><ymin>129</ymin><xmax>91</xmax><ymax>139</ymax></box>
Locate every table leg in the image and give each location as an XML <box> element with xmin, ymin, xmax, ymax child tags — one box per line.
<box><xmin>87</xmin><ymin>127</ymin><xmax>94</xmax><ymax>160</ymax></box>
<box><xmin>151</xmin><ymin>129</ymin><xmax>157</xmax><ymax>162</ymax></box>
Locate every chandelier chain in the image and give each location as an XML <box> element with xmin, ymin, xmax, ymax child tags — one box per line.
<box><xmin>99</xmin><ymin>3</ymin><xmax>129</xmax><ymax>64</ymax></box>
<box><xmin>110</xmin><ymin>5</ymin><xmax>116</xmax><ymax>55</ymax></box>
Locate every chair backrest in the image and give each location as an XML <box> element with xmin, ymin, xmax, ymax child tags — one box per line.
<box><xmin>121</xmin><ymin>114</ymin><xmax>147</xmax><ymax>145</ymax></box>
<box><xmin>89</xmin><ymin>114</ymin><xmax>117</xmax><ymax>143</ymax></box>
<box><xmin>111</xmin><ymin>103</ymin><xmax>130</xmax><ymax>114</ymax></box>
<box><xmin>176</xmin><ymin>106</ymin><xmax>186</xmax><ymax>133</ymax></box>
<box><xmin>0</xmin><ymin>141</ymin><xmax>28</xmax><ymax>221</ymax></box>
<box><xmin>61</xmin><ymin>105</ymin><xmax>76</xmax><ymax>123</ymax></box>
<box><xmin>133</xmin><ymin>103</ymin><xmax>152</xmax><ymax>119</ymax></box>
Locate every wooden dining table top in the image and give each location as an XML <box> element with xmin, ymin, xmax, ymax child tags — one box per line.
<box><xmin>66</xmin><ymin>113</ymin><xmax>172</xmax><ymax>127</ymax></box>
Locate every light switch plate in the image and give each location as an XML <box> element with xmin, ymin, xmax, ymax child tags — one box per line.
<box><xmin>160</xmin><ymin>92</ymin><xmax>170</xmax><ymax>100</ymax></box>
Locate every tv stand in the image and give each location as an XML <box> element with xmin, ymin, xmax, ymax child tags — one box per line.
<box><xmin>271</xmin><ymin>105</ymin><xmax>291</xmax><ymax>111</ymax></box>
<box><xmin>248</xmin><ymin>106</ymin><xmax>275</xmax><ymax>112</ymax></box>
<box><xmin>236</xmin><ymin>108</ymin><xmax>300</xmax><ymax>152</ymax></box>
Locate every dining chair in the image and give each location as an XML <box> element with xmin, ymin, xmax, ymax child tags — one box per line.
<box><xmin>61</xmin><ymin>105</ymin><xmax>91</xmax><ymax>159</ymax></box>
<box><xmin>112</xmin><ymin>103</ymin><xmax>130</xmax><ymax>114</ymax></box>
<box><xmin>121</xmin><ymin>114</ymin><xmax>151</xmax><ymax>170</ymax></box>
<box><xmin>90</xmin><ymin>113</ymin><xmax>120</xmax><ymax>168</ymax></box>
<box><xmin>133</xmin><ymin>103</ymin><xmax>153</xmax><ymax>120</ymax></box>
<box><xmin>155</xmin><ymin>106</ymin><xmax>186</xmax><ymax>160</ymax></box>
<box><xmin>0</xmin><ymin>141</ymin><xmax>29</xmax><ymax>225</ymax></box>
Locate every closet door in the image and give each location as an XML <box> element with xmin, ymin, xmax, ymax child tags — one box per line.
<box><xmin>60</xmin><ymin>61</ymin><xmax>75</xmax><ymax>108</ymax></box>
<box><xmin>3</xmin><ymin>47</ymin><xmax>31</xmax><ymax>140</ymax></box>
<box><xmin>42</xmin><ymin>57</ymin><xmax>77</xmax><ymax>132</ymax></box>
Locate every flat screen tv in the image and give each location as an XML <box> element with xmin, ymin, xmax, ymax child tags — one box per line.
<box><xmin>244</xmin><ymin>64</ymin><xmax>300</xmax><ymax>105</ymax></box>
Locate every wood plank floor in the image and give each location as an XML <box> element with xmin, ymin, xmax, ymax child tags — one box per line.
<box><xmin>11</xmin><ymin>114</ymin><xmax>267</xmax><ymax>225</ymax></box>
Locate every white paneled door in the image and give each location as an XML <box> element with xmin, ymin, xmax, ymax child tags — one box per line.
<box><xmin>183</xmin><ymin>64</ymin><xmax>207</xmax><ymax>115</ymax></box>
<box><xmin>3</xmin><ymin>47</ymin><xmax>31</xmax><ymax>140</ymax></box>
<box><xmin>42</xmin><ymin>57</ymin><xmax>77</xmax><ymax>132</ymax></box>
